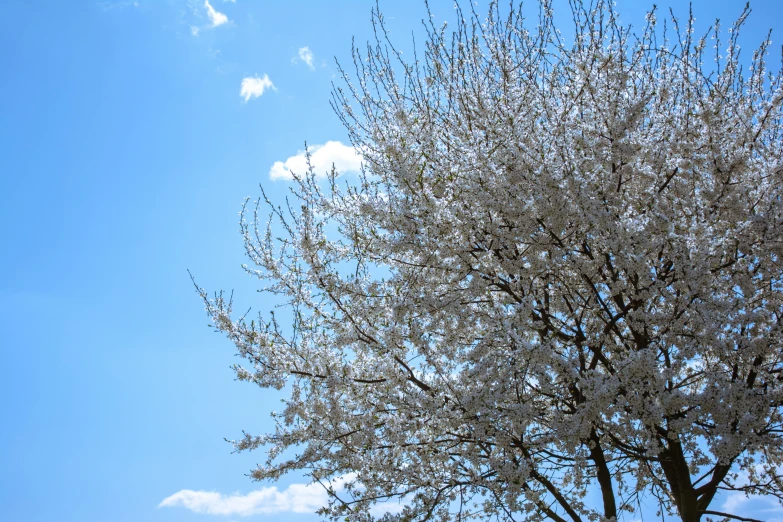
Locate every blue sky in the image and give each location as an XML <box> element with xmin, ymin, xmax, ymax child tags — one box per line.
<box><xmin>1</xmin><ymin>1</ymin><xmax>782</xmax><ymax>521</ymax></box>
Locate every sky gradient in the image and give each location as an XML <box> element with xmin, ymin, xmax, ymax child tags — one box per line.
<box><xmin>2</xmin><ymin>1</ymin><xmax>782</xmax><ymax>521</ymax></box>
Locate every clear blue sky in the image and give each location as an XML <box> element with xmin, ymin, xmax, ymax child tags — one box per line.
<box><xmin>1</xmin><ymin>1</ymin><xmax>781</xmax><ymax>521</ymax></box>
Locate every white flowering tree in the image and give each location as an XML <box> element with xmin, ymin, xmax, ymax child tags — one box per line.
<box><xmin>196</xmin><ymin>1</ymin><xmax>783</xmax><ymax>521</ymax></box>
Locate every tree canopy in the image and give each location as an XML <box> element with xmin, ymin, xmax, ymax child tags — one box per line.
<box><xmin>196</xmin><ymin>1</ymin><xmax>783</xmax><ymax>520</ymax></box>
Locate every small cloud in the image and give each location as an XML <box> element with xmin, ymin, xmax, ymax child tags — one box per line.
<box><xmin>297</xmin><ymin>46</ymin><xmax>315</xmax><ymax>70</ymax></box>
<box><xmin>160</xmin><ymin>479</ymin><xmax>350</xmax><ymax>516</ymax></box>
<box><xmin>370</xmin><ymin>498</ymin><xmax>409</xmax><ymax>517</ymax></box>
<box><xmin>97</xmin><ymin>0</ymin><xmax>138</xmax><ymax>10</ymax></box>
<box><xmin>240</xmin><ymin>74</ymin><xmax>275</xmax><ymax>102</ymax></box>
<box><xmin>204</xmin><ymin>0</ymin><xmax>228</xmax><ymax>27</ymax></box>
<box><xmin>720</xmin><ymin>466</ymin><xmax>783</xmax><ymax>519</ymax></box>
<box><xmin>190</xmin><ymin>25</ymin><xmax>200</xmax><ymax>36</ymax></box>
<box><xmin>722</xmin><ymin>491</ymin><xmax>749</xmax><ymax>512</ymax></box>
<box><xmin>269</xmin><ymin>141</ymin><xmax>362</xmax><ymax>181</ymax></box>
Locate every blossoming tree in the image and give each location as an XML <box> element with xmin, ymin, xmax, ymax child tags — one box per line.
<box><xmin>196</xmin><ymin>1</ymin><xmax>783</xmax><ymax>520</ymax></box>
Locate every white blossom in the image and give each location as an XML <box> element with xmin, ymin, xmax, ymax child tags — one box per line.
<box><xmin>197</xmin><ymin>2</ymin><xmax>783</xmax><ymax>521</ymax></box>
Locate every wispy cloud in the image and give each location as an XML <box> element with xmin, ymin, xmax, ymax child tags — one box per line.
<box><xmin>720</xmin><ymin>466</ymin><xmax>783</xmax><ymax>520</ymax></box>
<box><xmin>97</xmin><ymin>1</ymin><xmax>138</xmax><ymax>11</ymax></box>
<box><xmin>269</xmin><ymin>141</ymin><xmax>362</xmax><ymax>180</ymax></box>
<box><xmin>240</xmin><ymin>74</ymin><xmax>275</xmax><ymax>102</ymax></box>
<box><xmin>161</xmin><ymin>476</ymin><xmax>358</xmax><ymax>516</ymax></box>
<box><xmin>722</xmin><ymin>491</ymin><xmax>749</xmax><ymax>512</ymax></box>
<box><xmin>204</xmin><ymin>0</ymin><xmax>228</xmax><ymax>27</ymax></box>
<box><xmin>161</xmin><ymin>476</ymin><xmax>409</xmax><ymax>518</ymax></box>
<box><xmin>159</xmin><ymin>482</ymin><xmax>331</xmax><ymax>516</ymax></box>
<box><xmin>722</xmin><ymin>491</ymin><xmax>783</xmax><ymax>520</ymax></box>
<box><xmin>189</xmin><ymin>0</ymin><xmax>229</xmax><ymax>36</ymax></box>
<box><xmin>297</xmin><ymin>46</ymin><xmax>315</xmax><ymax>70</ymax></box>
<box><xmin>371</xmin><ymin>499</ymin><xmax>408</xmax><ymax>517</ymax></box>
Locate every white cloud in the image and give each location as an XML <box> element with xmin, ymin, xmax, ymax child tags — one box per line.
<box><xmin>370</xmin><ymin>499</ymin><xmax>409</xmax><ymax>517</ymax></box>
<box><xmin>719</xmin><ymin>466</ymin><xmax>783</xmax><ymax>519</ymax></box>
<box><xmin>204</xmin><ymin>0</ymin><xmax>228</xmax><ymax>27</ymax></box>
<box><xmin>722</xmin><ymin>491</ymin><xmax>749</xmax><ymax>512</ymax></box>
<box><xmin>240</xmin><ymin>74</ymin><xmax>275</xmax><ymax>102</ymax></box>
<box><xmin>159</xmin><ymin>482</ymin><xmax>330</xmax><ymax>516</ymax></box>
<box><xmin>269</xmin><ymin>141</ymin><xmax>362</xmax><ymax>180</ymax></box>
<box><xmin>161</xmin><ymin>476</ymin><xmax>358</xmax><ymax>517</ymax></box>
<box><xmin>97</xmin><ymin>1</ymin><xmax>138</xmax><ymax>10</ymax></box>
<box><xmin>298</xmin><ymin>46</ymin><xmax>315</xmax><ymax>70</ymax></box>
<box><xmin>190</xmin><ymin>26</ymin><xmax>200</xmax><ymax>36</ymax></box>
<box><xmin>722</xmin><ymin>490</ymin><xmax>783</xmax><ymax>514</ymax></box>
